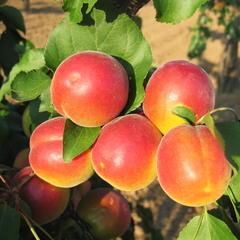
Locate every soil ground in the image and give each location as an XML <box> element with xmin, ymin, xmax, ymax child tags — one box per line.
<box><xmin>3</xmin><ymin>1</ymin><xmax>240</xmax><ymax>239</ymax></box>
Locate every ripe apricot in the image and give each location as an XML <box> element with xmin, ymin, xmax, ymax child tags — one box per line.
<box><xmin>51</xmin><ymin>51</ymin><xmax>129</xmax><ymax>127</ymax></box>
<box><xmin>92</xmin><ymin>114</ymin><xmax>162</xmax><ymax>191</ymax></box>
<box><xmin>12</xmin><ymin>167</ymin><xmax>70</xmax><ymax>225</ymax></box>
<box><xmin>157</xmin><ymin>125</ymin><xmax>232</xmax><ymax>206</ymax></box>
<box><xmin>29</xmin><ymin>117</ymin><xmax>94</xmax><ymax>188</ymax></box>
<box><xmin>143</xmin><ymin>60</ymin><xmax>215</xmax><ymax>134</ymax></box>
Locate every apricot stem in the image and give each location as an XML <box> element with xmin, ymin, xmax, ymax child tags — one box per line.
<box><xmin>0</xmin><ymin>174</ymin><xmax>10</xmax><ymax>189</ymax></box>
<box><xmin>18</xmin><ymin>208</ymin><xmax>54</xmax><ymax>240</ymax></box>
<box><xmin>16</xmin><ymin>171</ymin><xmax>35</xmax><ymax>191</ymax></box>
<box><xmin>27</xmin><ymin>214</ymin><xmax>55</xmax><ymax>240</ymax></box>
<box><xmin>19</xmin><ymin>210</ymin><xmax>41</xmax><ymax>240</ymax></box>
<box><xmin>197</xmin><ymin>107</ymin><xmax>240</xmax><ymax>125</ymax></box>
<box><xmin>210</xmin><ymin>107</ymin><xmax>239</xmax><ymax>121</ymax></box>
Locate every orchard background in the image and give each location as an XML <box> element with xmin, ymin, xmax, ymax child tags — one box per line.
<box><xmin>1</xmin><ymin>0</ymin><xmax>240</xmax><ymax>240</ymax></box>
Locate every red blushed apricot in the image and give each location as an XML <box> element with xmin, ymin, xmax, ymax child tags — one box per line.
<box><xmin>77</xmin><ymin>188</ymin><xmax>131</xmax><ymax>240</ymax></box>
<box><xmin>12</xmin><ymin>167</ymin><xmax>70</xmax><ymax>225</ymax></box>
<box><xmin>30</xmin><ymin>117</ymin><xmax>65</xmax><ymax>148</ymax></box>
<box><xmin>157</xmin><ymin>125</ymin><xmax>232</xmax><ymax>207</ymax></box>
<box><xmin>92</xmin><ymin>114</ymin><xmax>162</xmax><ymax>191</ymax></box>
<box><xmin>30</xmin><ymin>141</ymin><xmax>93</xmax><ymax>188</ymax></box>
<box><xmin>51</xmin><ymin>51</ymin><xmax>129</xmax><ymax>127</ymax></box>
<box><xmin>143</xmin><ymin>60</ymin><xmax>215</xmax><ymax>134</ymax></box>
<box><xmin>29</xmin><ymin>117</ymin><xmax>94</xmax><ymax>188</ymax></box>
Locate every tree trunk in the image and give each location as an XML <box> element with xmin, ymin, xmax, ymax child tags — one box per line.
<box><xmin>23</xmin><ymin>0</ymin><xmax>30</xmax><ymax>11</ymax></box>
<box><xmin>219</xmin><ymin>37</ymin><xmax>238</xmax><ymax>93</ymax></box>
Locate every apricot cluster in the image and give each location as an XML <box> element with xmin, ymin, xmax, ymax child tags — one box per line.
<box><xmin>18</xmin><ymin>51</ymin><xmax>232</xmax><ymax>238</ymax></box>
<box><xmin>144</xmin><ymin>60</ymin><xmax>231</xmax><ymax>207</ymax></box>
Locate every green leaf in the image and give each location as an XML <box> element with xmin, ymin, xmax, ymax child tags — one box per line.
<box><xmin>29</xmin><ymin>99</ymin><xmax>51</xmax><ymax>125</ymax></box>
<box><xmin>0</xmin><ymin>203</ymin><xmax>20</xmax><ymax>240</ymax></box>
<box><xmin>0</xmin><ymin>6</ymin><xmax>25</xmax><ymax>32</ymax></box>
<box><xmin>216</xmin><ymin>122</ymin><xmax>240</xmax><ymax>171</ymax></box>
<box><xmin>0</xmin><ymin>48</ymin><xmax>46</xmax><ymax>101</ymax></box>
<box><xmin>15</xmin><ymin>39</ymin><xmax>35</xmax><ymax>58</ymax></box>
<box><xmin>199</xmin><ymin>112</ymin><xmax>216</xmax><ymax>136</ymax></box>
<box><xmin>9</xmin><ymin>48</ymin><xmax>45</xmax><ymax>81</ymax></box>
<box><xmin>22</xmin><ymin>100</ymin><xmax>51</xmax><ymax>137</ymax></box>
<box><xmin>225</xmin><ymin>183</ymin><xmax>240</xmax><ymax>223</ymax></box>
<box><xmin>178</xmin><ymin>211</ymin><xmax>237</xmax><ymax>240</ymax></box>
<box><xmin>216</xmin><ymin>122</ymin><xmax>240</xmax><ymax>218</ymax></box>
<box><xmin>172</xmin><ymin>105</ymin><xmax>196</xmax><ymax>123</ymax></box>
<box><xmin>44</xmin><ymin>7</ymin><xmax>152</xmax><ymax>113</ymax></box>
<box><xmin>63</xmin><ymin>0</ymin><xmax>97</xmax><ymax>23</ymax></box>
<box><xmin>11</xmin><ymin>71</ymin><xmax>51</xmax><ymax>101</ymax></box>
<box><xmin>153</xmin><ymin>0</ymin><xmax>209</xmax><ymax>23</ymax></box>
<box><xmin>228</xmin><ymin>174</ymin><xmax>240</xmax><ymax>204</ymax></box>
<box><xmin>63</xmin><ymin>119</ymin><xmax>100</xmax><ymax>162</ymax></box>
<box><xmin>39</xmin><ymin>87</ymin><xmax>58</xmax><ymax>115</ymax></box>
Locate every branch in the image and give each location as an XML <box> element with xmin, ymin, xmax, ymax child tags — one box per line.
<box><xmin>117</xmin><ymin>0</ymin><xmax>151</xmax><ymax>16</ymax></box>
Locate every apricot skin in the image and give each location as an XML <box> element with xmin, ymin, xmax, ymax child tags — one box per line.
<box><xmin>92</xmin><ymin>114</ymin><xmax>162</xmax><ymax>191</ymax></box>
<box><xmin>143</xmin><ymin>60</ymin><xmax>215</xmax><ymax>134</ymax></box>
<box><xmin>51</xmin><ymin>51</ymin><xmax>129</xmax><ymax>127</ymax></box>
<box><xmin>157</xmin><ymin>125</ymin><xmax>232</xmax><ymax>207</ymax></box>
<box><xmin>77</xmin><ymin>188</ymin><xmax>131</xmax><ymax>240</ymax></box>
<box><xmin>29</xmin><ymin>117</ymin><xmax>94</xmax><ymax>188</ymax></box>
<box><xmin>12</xmin><ymin>167</ymin><xmax>70</xmax><ymax>225</ymax></box>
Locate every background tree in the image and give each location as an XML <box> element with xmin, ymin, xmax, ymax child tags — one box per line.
<box><xmin>188</xmin><ymin>0</ymin><xmax>240</xmax><ymax>92</ymax></box>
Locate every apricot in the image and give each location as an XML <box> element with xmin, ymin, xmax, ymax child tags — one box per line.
<box><xmin>29</xmin><ymin>117</ymin><xmax>94</xmax><ymax>188</ymax></box>
<box><xmin>143</xmin><ymin>60</ymin><xmax>215</xmax><ymax>134</ymax></box>
<box><xmin>50</xmin><ymin>51</ymin><xmax>129</xmax><ymax>127</ymax></box>
<box><xmin>157</xmin><ymin>125</ymin><xmax>232</xmax><ymax>207</ymax></box>
<box><xmin>12</xmin><ymin>167</ymin><xmax>70</xmax><ymax>225</ymax></box>
<box><xmin>92</xmin><ymin>114</ymin><xmax>162</xmax><ymax>191</ymax></box>
<box><xmin>77</xmin><ymin>188</ymin><xmax>131</xmax><ymax>240</ymax></box>
<box><xmin>13</xmin><ymin>148</ymin><xmax>30</xmax><ymax>169</ymax></box>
